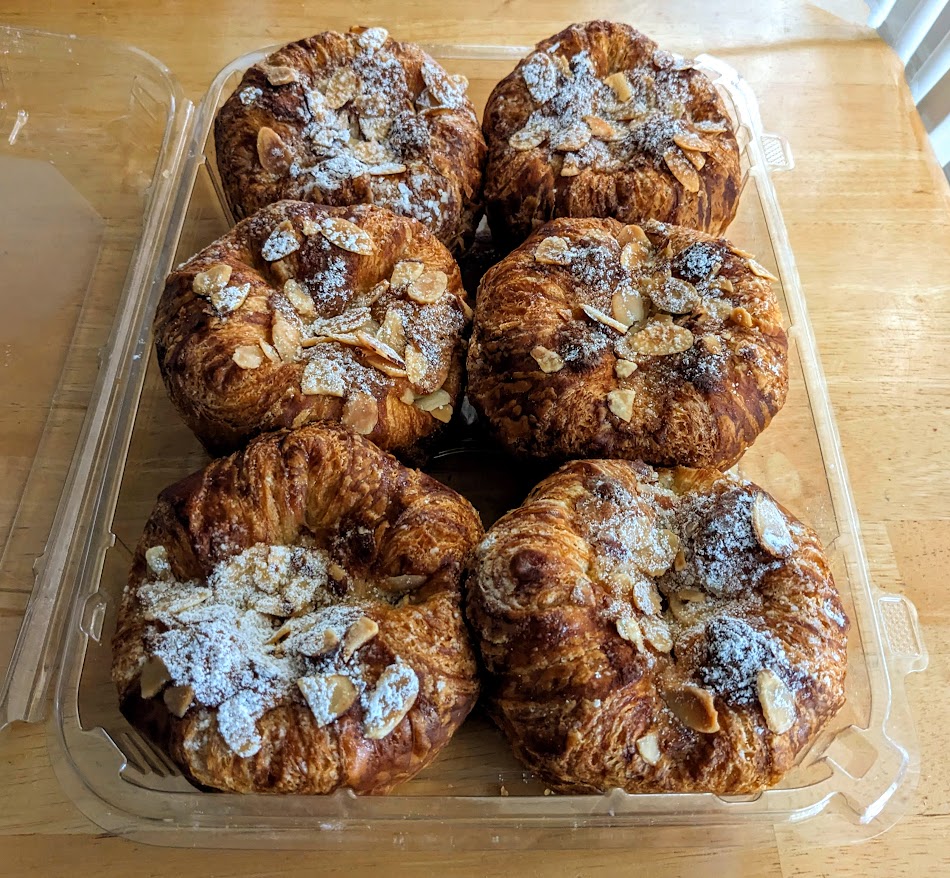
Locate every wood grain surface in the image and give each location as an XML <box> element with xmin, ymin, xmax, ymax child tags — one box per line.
<box><xmin>1</xmin><ymin>0</ymin><xmax>948</xmax><ymax>875</ymax></box>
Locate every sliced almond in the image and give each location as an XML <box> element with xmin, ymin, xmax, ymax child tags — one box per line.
<box><xmin>400</xmin><ymin>387</ymin><xmax>416</xmax><ymax>405</ymax></box>
<box><xmin>607</xmin><ymin>388</ymin><xmax>635</xmax><ymax>422</ymax></box>
<box><xmin>391</xmin><ymin>260</ymin><xmax>425</xmax><ymax>289</ymax></box>
<box><xmin>193</xmin><ymin>263</ymin><xmax>232</xmax><ymax>296</ymax></box>
<box><xmin>325</xmin><ymin>67</ymin><xmax>358</xmax><ymax>109</ymax></box>
<box><xmin>407</xmin><ymin>269</ymin><xmax>448</xmax><ymax>304</ymax></box>
<box><xmin>271</xmin><ymin>314</ymin><xmax>301</xmax><ymax>362</ymax></box>
<box><xmin>508</xmin><ymin>124</ymin><xmax>547</xmax><ymax>151</ymax></box>
<box><xmin>631</xmin><ymin>578</ymin><xmax>662</xmax><ymax>615</ymax></box>
<box><xmin>535</xmin><ymin>236</ymin><xmax>572</xmax><ymax>265</ymax></box>
<box><xmin>584</xmin><ymin>114</ymin><xmax>620</xmax><ymax>140</ymax></box>
<box><xmin>257</xmin><ymin>126</ymin><xmax>292</xmax><ymax>176</ymax></box>
<box><xmin>710</xmin><ymin>276</ymin><xmax>734</xmax><ymax>294</ymax></box>
<box><xmin>233</xmin><ymin>345</ymin><xmax>264</xmax><ymax>369</ymax></box>
<box><xmin>376</xmin><ymin>308</ymin><xmax>406</xmax><ymax>356</ymax></box>
<box><xmin>383</xmin><ymin>574</ymin><xmax>428</xmax><ymax>593</ymax></box>
<box><xmin>262</xmin><ymin>219</ymin><xmax>300</xmax><ymax>261</ymax></box>
<box><xmin>663</xmin><ymin>148</ymin><xmax>701</xmax><ymax>193</ymax></box>
<box><xmin>730</xmin><ymin>306</ymin><xmax>754</xmax><ymax>328</ymax></box>
<box><xmin>283</xmin><ymin>279</ymin><xmax>315</xmax><ymax>317</ymax></box>
<box><xmin>649</xmin><ymin>277</ymin><xmax>700</xmax><ymax>314</ymax></box>
<box><xmin>615</xmin><ymin>359</ymin><xmax>637</xmax><ymax>378</ymax></box>
<box><xmin>757</xmin><ymin>668</ymin><xmax>797</xmax><ymax>734</ymax></box>
<box><xmin>163</xmin><ymin>684</ymin><xmax>195</xmax><ymax>718</ymax></box>
<box><xmin>145</xmin><ymin>545</ymin><xmax>170</xmax><ymax>578</ymax></box>
<box><xmin>551</xmin><ymin>123</ymin><xmax>590</xmax><ymax>152</ymax></box>
<box><xmin>300</xmin><ymin>355</ymin><xmax>346</xmax><ymax>397</ymax></box>
<box><xmin>639</xmin><ymin>529</ymin><xmax>680</xmax><ymax>578</ymax></box>
<box><xmin>673</xmin><ymin>550</ymin><xmax>687</xmax><ymax>573</ymax></box>
<box><xmin>604</xmin><ymin>72</ymin><xmax>633</xmax><ymax>102</ymax></box>
<box><xmin>363</xmin><ymin>660</ymin><xmax>419</xmax><ymax>740</ymax></box>
<box><xmin>581</xmin><ymin>303</ymin><xmax>628</xmax><ymax>334</ymax></box>
<box><xmin>429</xmin><ymin>405</ymin><xmax>452</xmax><ymax>423</ymax></box>
<box><xmin>640</xmin><ymin>616</ymin><xmax>673</xmax><ymax>653</ymax></box>
<box><xmin>341</xmin><ymin>615</ymin><xmax>380</xmax><ymax>661</ymax></box>
<box><xmin>751</xmin><ymin>493</ymin><xmax>795</xmax><ymax>558</ymax></box>
<box><xmin>636</xmin><ymin>732</ymin><xmax>661</xmax><ymax>766</ymax></box>
<box><xmin>729</xmin><ymin>245</ymin><xmax>756</xmax><ymax>259</ymax></box>
<box><xmin>367</xmin><ymin>162</ymin><xmax>407</xmax><ymax>176</ymax></box>
<box><xmin>611</xmin><ymin>288</ymin><xmax>646</xmax><ymax>328</ymax></box>
<box><xmin>298</xmin><ymin>674</ymin><xmax>358</xmax><ymax>727</ymax></box>
<box><xmin>664</xmin><ymin>685</ymin><xmax>720</xmax><ymax>734</ymax></box>
<box><xmin>354</xmin><ymin>25</ymin><xmax>389</xmax><ymax>51</ymax></box>
<box><xmin>531</xmin><ymin>345</ymin><xmax>565</xmax><ymax>373</ymax></box>
<box><xmin>318</xmin><ymin>216</ymin><xmax>375</xmax><ymax>255</ymax></box>
<box><xmin>342</xmin><ymin>392</ymin><xmax>378</xmax><ymax>435</ymax></box>
<box><xmin>683</xmin><ymin>148</ymin><xmax>706</xmax><ymax>170</ymax></box>
<box><xmin>262</xmin><ymin>64</ymin><xmax>298</xmax><ymax>86</ymax></box>
<box><xmin>551</xmin><ymin>52</ymin><xmax>572</xmax><ymax>77</ymax></box>
<box><xmin>328</xmin><ymin>562</ymin><xmax>346</xmax><ymax>583</ymax></box>
<box><xmin>617</xmin><ymin>224</ymin><xmax>650</xmax><ymax>249</ymax></box>
<box><xmin>293</xmin><ymin>627</ymin><xmax>341</xmax><ymax>658</ymax></box>
<box><xmin>309</xmin><ymin>306</ymin><xmax>372</xmax><ymax>338</ymax></box>
<box><xmin>413</xmin><ymin>388</ymin><xmax>452</xmax><ymax>412</ymax></box>
<box><xmin>560</xmin><ymin>162</ymin><xmax>581</xmax><ymax>177</ymax></box>
<box><xmin>694</xmin><ymin>119</ymin><xmax>730</xmax><ymax>134</ymax></box>
<box><xmin>405</xmin><ymin>344</ymin><xmax>430</xmax><ymax>390</ymax></box>
<box><xmin>748</xmin><ymin>258</ymin><xmax>779</xmax><ymax>281</ymax></box>
<box><xmin>620</xmin><ymin>240</ymin><xmax>649</xmax><ymax>270</ymax></box>
<box><xmin>211</xmin><ymin>283</ymin><xmax>251</xmax><ymax>315</ymax></box>
<box><xmin>143</xmin><ymin>586</ymin><xmax>213</xmax><ymax>622</ymax></box>
<box><xmin>673</xmin><ymin>131</ymin><xmax>713</xmax><ymax>153</ymax></box>
<box><xmin>139</xmin><ymin>656</ymin><xmax>171</xmax><ymax>698</ymax></box>
<box><xmin>616</xmin><ymin>615</ymin><xmax>644</xmax><ymax>651</ymax></box>
<box><xmin>363</xmin><ymin>354</ymin><xmax>408</xmax><ymax>377</ymax></box>
<box><xmin>620</xmin><ymin>320</ymin><xmax>694</xmax><ymax>357</ymax></box>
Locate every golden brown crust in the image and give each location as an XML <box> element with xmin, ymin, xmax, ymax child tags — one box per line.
<box><xmin>156</xmin><ymin>200</ymin><xmax>471</xmax><ymax>459</ymax></box>
<box><xmin>466</xmin><ymin>459</ymin><xmax>849</xmax><ymax>794</ymax></box>
<box><xmin>112</xmin><ymin>424</ymin><xmax>483</xmax><ymax>794</ymax></box>
<box><xmin>214</xmin><ymin>27</ymin><xmax>486</xmax><ymax>253</ymax></box>
<box><xmin>467</xmin><ymin>217</ymin><xmax>788</xmax><ymax>469</ymax></box>
<box><xmin>482</xmin><ymin>21</ymin><xmax>741</xmax><ymax>249</ymax></box>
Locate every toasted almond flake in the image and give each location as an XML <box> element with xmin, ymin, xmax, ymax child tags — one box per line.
<box><xmin>367</xmin><ymin>162</ymin><xmax>407</xmax><ymax>176</ymax></box>
<box><xmin>611</xmin><ymin>288</ymin><xmax>646</xmax><ymax>327</ymax></box>
<box><xmin>413</xmin><ymin>388</ymin><xmax>451</xmax><ymax>412</ymax></box>
<box><xmin>664</xmin><ymin>685</ymin><xmax>720</xmax><ymax>733</ymax></box>
<box><xmin>751</xmin><ymin>493</ymin><xmax>795</xmax><ymax>557</ymax></box>
<box><xmin>460</xmin><ymin>297</ymin><xmax>474</xmax><ymax>321</ymax></box>
<box><xmin>355</xmin><ymin>330</ymin><xmax>405</xmax><ymax>367</ymax></box>
<box><xmin>560</xmin><ymin>162</ymin><xmax>581</xmax><ymax>177</ymax></box>
<box><xmin>640</xmin><ymin>616</ymin><xmax>673</xmax><ymax>653</ymax></box>
<box><xmin>405</xmin><ymin>344</ymin><xmax>430</xmax><ymax>390</ymax></box>
<box><xmin>192</xmin><ymin>263</ymin><xmax>232</xmax><ymax>296</ymax></box>
<box><xmin>535</xmin><ymin>236</ymin><xmax>572</xmax><ymax>265</ymax></box>
<box><xmin>143</xmin><ymin>586</ymin><xmax>213</xmax><ymax>622</ymax></box>
<box><xmin>342</xmin><ymin>392</ymin><xmax>378</xmax><ymax>435</ymax></box>
<box><xmin>616</xmin><ymin>615</ymin><xmax>644</xmax><ymax>650</ymax></box>
<box><xmin>604</xmin><ymin>71</ymin><xmax>632</xmax><ymax>102</ymax></box>
<box><xmin>620</xmin><ymin>320</ymin><xmax>694</xmax><ymax>357</ymax></box>
<box><xmin>631</xmin><ymin>578</ymin><xmax>662</xmax><ymax>615</ymax></box>
<box><xmin>325</xmin><ymin>67</ymin><xmax>358</xmax><ymax>109</ymax></box>
<box><xmin>298</xmin><ymin>626</ymin><xmax>342</xmax><ymax>656</ymax></box>
<box><xmin>581</xmin><ymin>303</ymin><xmax>628</xmax><ymax>333</ymax></box>
<box><xmin>211</xmin><ymin>283</ymin><xmax>251</xmax><ymax>314</ymax></box>
<box><xmin>620</xmin><ymin>240</ymin><xmax>649</xmax><ymax>270</ymax></box>
<box><xmin>531</xmin><ymin>345</ymin><xmax>565</xmax><ymax>373</ymax></box>
<box><xmin>262</xmin><ymin>219</ymin><xmax>300</xmax><ymax>261</ymax></box>
<box><xmin>729</xmin><ymin>245</ymin><xmax>755</xmax><ymax>259</ymax></box>
<box><xmin>757</xmin><ymin>669</ymin><xmax>797</xmax><ymax>734</ymax></box>
<box><xmin>584</xmin><ymin>114</ymin><xmax>620</xmax><ymax>140</ymax></box>
<box><xmin>270</xmin><ymin>259</ymin><xmax>295</xmax><ymax>284</ymax></box>
<box><xmin>636</xmin><ymin>733</ymin><xmax>661</xmax><ymax>766</ymax></box>
<box><xmin>615</xmin><ymin>359</ymin><xmax>637</xmax><ymax>378</ymax></box>
<box><xmin>308</xmin><ymin>306</ymin><xmax>372</xmax><ymax>338</ymax></box>
<box><xmin>363</xmin><ymin>660</ymin><xmax>419</xmax><ymax>740</ymax></box>
<box><xmin>262</xmin><ymin>64</ymin><xmax>298</xmax><ymax>86</ymax></box>
<box><xmin>617</xmin><ymin>224</ymin><xmax>650</xmax><ymax>248</ymax></box>
<box><xmin>257</xmin><ymin>126</ymin><xmax>292</xmax><ymax>176</ymax></box>
<box><xmin>376</xmin><ymin>307</ymin><xmax>406</xmax><ymax>356</ymax></box>
<box><xmin>673</xmin><ymin>550</ymin><xmax>687</xmax><ymax>573</ymax></box>
<box><xmin>383</xmin><ymin>574</ymin><xmax>428</xmax><ymax>593</ymax></box>
<box><xmin>673</xmin><ymin>131</ymin><xmax>713</xmax><ymax>153</ymax></box>
<box><xmin>407</xmin><ymin>269</ymin><xmax>448</xmax><ymax>304</ymax></box>
<box><xmin>400</xmin><ymin>387</ymin><xmax>416</xmax><ymax>405</ymax></box>
<box><xmin>145</xmin><ymin>545</ymin><xmax>170</xmax><ymax>577</ymax></box>
<box><xmin>318</xmin><ymin>216</ymin><xmax>374</xmax><ymax>255</ymax></box>
<box><xmin>300</xmin><ymin>217</ymin><xmax>321</xmax><ymax>237</ymax></box>
<box><xmin>389</xmin><ymin>261</ymin><xmax>425</xmax><ymax>290</ymax></box>
<box><xmin>694</xmin><ymin>119</ymin><xmax>730</xmax><ymax>134</ymax></box>
<box><xmin>552</xmin><ymin>123</ymin><xmax>590</xmax><ymax>152</ymax></box>
<box><xmin>340</xmin><ymin>616</ymin><xmax>379</xmax><ymax>661</ymax></box>
<box><xmin>139</xmin><ymin>656</ymin><xmax>171</xmax><ymax>698</ymax></box>
<box><xmin>730</xmin><ymin>306</ymin><xmax>754</xmax><ymax>328</ymax></box>
<box><xmin>163</xmin><ymin>684</ymin><xmax>195</xmax><ymax>718</ymax></box>
<box><xmin>298</xmin><ymin>674</ymin><xmax>358</xmax><ymax>726</ymax></box>
<box><xmin>664</xmin><ymin>148</ymin><xmax>701</xmax><ymax>193</ymax></box>
<box><xmin>350</xmin><ymin>139</ymin><xmax>391</xmax><ymax>164</ymax></box>
<box><xmin>271</xmin><ymin>314</ymin><xmax>301</xmax><ymax>361</ymax></box>
<box><xmin>607</xmin><ymin>388</ymin><xmax>635</xmax><ymax>422</ymax></box>
<box><xmin>650</xmin><ymin>277</ymin><xmax>700</xmax><ymax>314</ymax></box>
<box><xmin>363</xmin><ymin>354</ymin><xmax>408</xmax><ymax>377</ymax></box>
<box><xmin>283</xmin><ymin>279</ymin><xmax>315</xmax><ymax>317</ymax></box>
<box><xmin>683</xmin><ymin>148</ymin><xmax>706</xmax><ymax>170</ymax></box>
<box><xmin>551</xmin><ymin>52</ymin><xmax>572</xmax><ymax>76</ymax></box>
<box><xmin>430</xmin><ymin>405</ymin><xmax>453</xmax><ymax>423</ymax></box>
<box><xmin>354</xmin><ymin>25</ymin><xmax>389</xmax><ymax>51</ymax></box>
<box><xmin>640</xmin><ymin>529</ymin><xmax>680</xmax><ymax>578</ymax></box>
<box><xmin>300</xmin><ymin>356</ymin><xmax>346</xmax><ymax>396</ymax></box>
<box><xmin>233</xmin><ymin>345</ymin><xmax>264</xmax><ymax>369</ymax></box>
<box><xmin>328</xmin><ymin>562</ymin><xmax>346</xmax><ymax>582</ymax></box>
<box><xmin>509</xmin><ymin>125</ymin><xmax>547</xmax><ymax>151</ymax></box>
<box><xmin>710</xmin><ymin>276</ymin><xmax>734</xmax><ymax>294</ymax></box>
<box><xmin>748</xmin><ymin>258</ymin><xmax>779</xmax><ymax>281</ymax></box>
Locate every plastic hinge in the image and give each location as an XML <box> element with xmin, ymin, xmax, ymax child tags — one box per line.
<box><xmin>760</xmin><ymin>132</ymin><xmax>794</xmax><ymax>172</ymax></box>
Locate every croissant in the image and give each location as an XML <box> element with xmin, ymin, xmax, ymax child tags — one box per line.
<box><xmin>466</xmin><ymin>459</ymin><xmax>849</xmax><ymax>793</ymax></box>
<box><xmin>112</xmin><ymin>424</ymin><xmax>483</xmax><ymax>794</ymax></box>
<box><xmin>214</xmin><ymin>26</ymin><xmax>486</xmax><ymax>254</ymax></box>
<box><xmin>467</xmin><ymin>217</ymin><xmax>788</xmax><ymax>469</ymax></box>
<box><xmin>482</xmin><ymin>21</ymin><xmax>741</xmax><ymax>249</ymax></box>
<box><xmin>155</xmin><ymin>200</ymin><xmax>472</xmax><ymax>460</ymax></box>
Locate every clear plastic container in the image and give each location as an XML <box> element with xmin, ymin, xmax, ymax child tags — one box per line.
<box><xmin>0</xmin><ymin>25</ymin><xmax>928</xmax><ymax>848</ymax></box>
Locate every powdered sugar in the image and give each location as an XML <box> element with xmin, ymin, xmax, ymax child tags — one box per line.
<box><xmin>239</xmin><ymin>86</ymin><xmax>262</xmax><ymax>106</ymax></box>
<box><xmin>261</xmin><ymin>226</ymin><xmax>300</xmax><ymax>261</ymax></box>
<box><xmin>699</xmin><ymin>616</ymin><xmax>790</xmax><ymax>704</ymax></box>
<box><xmin>361</xmin><ymin>658</ymin><xmax>419</xmax><ymax>730</ymax></box>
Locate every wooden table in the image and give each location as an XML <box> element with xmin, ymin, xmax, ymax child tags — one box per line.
<box><xmin>1</xmin><ymin>0</ymin><xmax>948</xmax><ymax>874</ymax></box>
